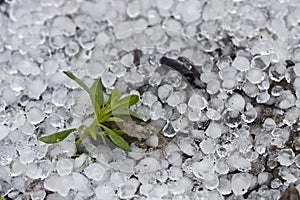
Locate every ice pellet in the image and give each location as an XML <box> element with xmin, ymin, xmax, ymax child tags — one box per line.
<box><xmin>84</xmin><ymin>163</ymin><xmax>106</xmax><ymax>181</ymax></box>
<box><xmin>95</xmin><ymin>182</ymin><xmax>115</xmax><ymax>200</ymax></box>
<box><xmin>188</xmin><ymin>94</ymin><xmax>207</xmax><ymax>110</ymax></box>
<box><xmin>203</xmin><ymin>173</ymin><xmax>219</xmax><ymax>190</ymax></box>
<box><xmin>17</xmin><ymin>59</ymin><xmax>40</xmax><ymax>76</ymax></box>
<box><xmin>231</xmin><ymin>173</ymin><xmax>250</xmax><ymax>196</ymax></box>
<box><xmin>192</xmin><ymin>158</ymin><xmax>214</xmax><ymax>178</ymax></box>
<box><xmin>293</xmin><ymin>63</ymin><xmax>300</xmax><ymax>76</ymax></box>
<box><xmin>232</xmin><ymin>56</ymin><xmax>250</xmax><ymax>71</ymax></box>
<box><xmin>246</xmin><ymin>68</ymin><xmax>264</xmax><ymax>84</ymax></box>
<box><xmin>277</xmin><ymin>149</ymin><xmax>295</xmax><ymax>166</ymax></box>
<box><xmin>118</xmin><ymin>178</ymin><xmax>140</xmax><ymax>199</ymax></box>
<box><xmin>72</xmin><ymin>172</ymin><xmax>88</xmax><ymax>191</ymax></box>
<box><xmin>0</xmin><ymin>124</ymin><xmax>9</xmax><ymax>140</ymax></box>
<box><xmin>136</xmin><ymin>157</ymin><xmax>161</xmax><ymax>173</ymax></box>
<box><xmin>44</xmin><ymin>174</ymin><xmax>74</xmax><ymax>197</ymax></box>
<box><xmin>26</xmin><ymin>107</ymin><xmax>45</xmax><ymax>125</ymax></box>
<box><xmin>127</xmin><ymin>0</ymin><xmax>140</xmax><ymax>18</ymax></box>
<box><xmin>158</xmin><ymin>84</ymin><xmax>172</xmax><ymax>102</ymax></box>
<box><xmin>56</xmin><ymin>159</ymin><xmax>73</xmax><ymax>176</ymax></box>
<box><xmin>227</xmin><ymin>93</ymin><xmax>245</xmax><ymax>112</ymax></box>
<box><xmin>206</xmin><ymin>122</ymin><xmax>222</xmax><ymax>139</ymax></box>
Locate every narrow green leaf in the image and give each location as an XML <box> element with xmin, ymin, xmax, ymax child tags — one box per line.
<box><xmin>111</xmin><ymin>109</ymin><xmax>149</xmax><ymax>122</ymax></box>
<box><xmin>100</xmin><ymin>124</ymin><xmax>131</xmax><ymax>152</ymax></box>
<box><xmin>114</xmin><ymin>130</ymin><xmax>137</xmax><ymax>135</ymax></box>
<box><xmin>107</xmin><ymin>94</ymin><xmax>139</xmax><ymax>115</ymax></box>
<box><xmin>106</xmin><ymin>89</ymin><xmax>122</xmax><ymax>106</ymax></box>
<box><xmin>63</xmin><ymin>71</ymin><xmax>91</xmax><ymax>94</ymax></box>
<box><xmin>90</xmin><ymin>130</ymin><xmax>97</xmax><ymax>140</ymax></box>
<box><xmin>106</xmin><ymin>117</ymin><xmax>124</xmax><ymax>122</ymax></box>
<box><xmin>77</xmin><ymin>125</ymin><xmax>86</xmax><ymax>132</ymax></box>
<box><xmin>96</xmin><ymin>131</ymin><xmax>107</xmax><ymax>144</ymax></box>
<box><xmin>128</xmin><ymin>110</ymin><xmax>149</xmax><ymax>121</ymax></box>
<box><xmin>90</xmin><ymin>78</ymin><xmax>104</xmax><ymax>120</ymax></box>
<box><xmin>39</xmin><ymin>128</ymin><xmax>77</xmax><ymax>144</ymax></box>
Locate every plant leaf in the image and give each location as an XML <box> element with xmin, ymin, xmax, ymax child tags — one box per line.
<box><xmin>63</xmin><ymin>71</ymin><xmax>91</xmax><ymax>94</ymax></box>
<box><xmin>128</xmin><ymin>110</ymin><xmax>148</xmax><ymax>121</ymax></box>
<box><xmin>96</xmin><ymin>131</ymin><xmax>107</xmax><ymax>144</ymax></box>
<box><xmin>106</xmin><ymin>89</ymin><xmax>121</xmax><ymax>106</ymax></box>
<box><xmin>114</xmin><ymin>130</ymin><xmax>137</xmax><ymax>135</ymax></box>
<box><xmin>106</xmin><ymin>117</ymin><xmax>124</xmax><ymax>122</ymax></box>
<box><xmin>112</xmin><ymin>109</ymin><xmax>149</xmax><ymax>122</ymax></box>
<box><xmin>90</xmin><ymin>78</ymin><xmax>104</xmax><ymax>119</ymax></box>
<box><xmin>90</xmin><ymin>130</ymin><xmax>97</xmax><ymax>140</ymax></box>
<box><xmin>39</xmin><ymin>128</ymin><xmax>77</xmax><ymax>144</ymax></box>
<box><xmin>100</xmin><ymin>124</ymin><xmax>131</xmax><ymax>152</ymax></box>
<box><xmin>107</xmin><ymin>94</ymin><xmax>139</xmax><ymax>115</ymax></box>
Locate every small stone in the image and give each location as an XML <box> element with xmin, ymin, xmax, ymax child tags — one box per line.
<box><xmin>146</xmin><ymin>135</ymin><xmax>159</xmax><ymax>148</ymax></box>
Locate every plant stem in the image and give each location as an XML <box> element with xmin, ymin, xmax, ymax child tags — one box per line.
<box><xmin>75</xmin><ymin>120</ymin><xmax>98</xmax><ymax>149</ymax></box>
<box><xmin>75</xmin><ymin>129</ymin><xmax>90</xmax><ymax>148</ymax></box>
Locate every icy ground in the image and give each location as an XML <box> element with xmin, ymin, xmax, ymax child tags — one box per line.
<box><xmin>1</xmin><ymin>0</ymin><xmax>300</xmax><ymax>199</ymax></box>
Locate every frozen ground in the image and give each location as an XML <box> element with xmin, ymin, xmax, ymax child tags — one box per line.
<box><xmin>0</xmin><ymin>0</ymin><xmax>300</xmax><ymax>199</ymax></box>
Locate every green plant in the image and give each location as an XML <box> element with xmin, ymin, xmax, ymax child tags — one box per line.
<box><xmin>39</xmin><ymin>71</ymin><xmax>145</xmax><ymax>152</ymax></box>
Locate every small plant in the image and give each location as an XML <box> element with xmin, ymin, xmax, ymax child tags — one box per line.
<box><xmin>39</xmin><ymin>71</ymin><xmax>145</xmax><ymax>152</ymax></box>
